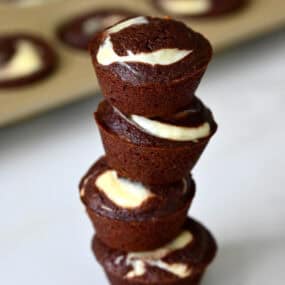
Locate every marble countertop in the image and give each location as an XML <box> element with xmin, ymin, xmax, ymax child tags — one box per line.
<box><xmin>1</xmin><ymin>29</ymin><xmax>285</xmax><ymax>285</ymax></box>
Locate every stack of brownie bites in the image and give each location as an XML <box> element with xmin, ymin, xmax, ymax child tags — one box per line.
<box><xmin>79</xmin><ymin>16</ymin><xmax>218</xmax><ymax>285</ymax></box>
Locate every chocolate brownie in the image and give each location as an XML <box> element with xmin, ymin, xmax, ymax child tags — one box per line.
<box><xmin>80</xmin><ymin>157</ymin><xmax>195</xmax><ymax>251</ymax></box>
<box><xmin>0</xmin><ymin>34</ymin><xmax>57</xmax><ymax>88</ymax></box>
<box><xmin>57</xmin><ymin>9</ymin><xmax>136</xmax><ymax>51</ymax></box>
<box><xmin>89</xmin><ymin>16</ymin><xmax>212</xmax><ymax>117</ymax></box>
<box><xmin>92</xmin><ymin>217</ymin><xmax>217</xmax><ymax>285</ymax></box>
<box><xmin>95</xmin><ymin>97</ymin><xmax>217</xmax><ymax>185</ymax></box>
<box><xmin>153</xmin><ymin>0</ymin><xmax>247</xmax><ymax>18</ymax></box>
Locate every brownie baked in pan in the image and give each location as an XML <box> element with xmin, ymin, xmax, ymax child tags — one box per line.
<box><xmin>95</xmin><ymin>97</ymin><xmax>217</xmax><ymax>185</ymax></box>
<box><xmin>152</xmin><ymin>0</ymin><xmax>247</xmax><ymax>18</ymax></box>
<box><xmin>80</xmin><ymin>157</ymin><xmax>195</xmax><ymax>251</ymax></box>
<box><xmin>0</xmin><ymin>34</ymin><xmax>57</xmax><ymax>88</ymax></box>
<box><xmin>57</xmin><ymin>9</ymin><xmax>136</xmax><ymax>51</ymax></box>
<box><xmin>92</xmin><ymin>217</ymin><xmax>217</xmax><ymax>285</ymax></box>
<box><xmin>89</xmin><ymin>16</ymin><xmax>212</xmax><ymax>117</ymax></box>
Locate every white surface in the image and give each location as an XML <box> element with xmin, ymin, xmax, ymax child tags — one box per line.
<box><xmin>1</xmin><ymin>30</ymin><xmax>285</xmax><ymax>285</ymax></box>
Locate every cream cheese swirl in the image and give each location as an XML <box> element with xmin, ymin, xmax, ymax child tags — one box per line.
<box><xmin>118</xmin><ymin>230</ymin><xmax>193</xmax><ymax>279</ymax></box>
<box><xmin>0</xmin><ymin>40</ymin><xmax>42</xmax><ymax>80</ymax></box>
<box><xmin>131</xmin><ymin>114</ymin><xmax>211</xmax><ymax>142</ymax></box>
<box><xmin>114</xmin><ymin>107</ymin><xmax>211</xmax><ymax>142</ymax></box>
<box><xmin>95</xmin><ymin>169</ymin><xmax>154</xmax><ymax>209</ymax></box>
<box><xmin>159</xmin><ymin>0</ymin><xmax>212</xmax><ymax>15</ymax></box>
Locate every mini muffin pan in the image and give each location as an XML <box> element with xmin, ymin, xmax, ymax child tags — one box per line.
<box><xmin>0</xmin><ymin>0</ymin><xmax>285</xmax><ymax>126</ymax></box>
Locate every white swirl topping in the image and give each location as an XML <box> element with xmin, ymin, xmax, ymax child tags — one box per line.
<box><xmin>123</xmin><ymin>230</ymin><xmax>193</xmax><ymax>279</ymax></box>
<box><xmin>96</xmin><ymin>16</ymin><xmax>192</xmax><ymax>66</ymax></box>
<box><xmin>95</xmin><ymin>170</ymin><xmax>154</xmax><ymax>209</ymax></box>
<box><xmin>160</xmin><ymin>0</ymin><xmax>211</xmax><ymax>15</ymax></box>
<box><xmin>0</xmin><ymin>40</ymin><xmax>42</xmax><ymax>80</ymax></box>
<box><xmin>83</xmin><ymin>18</ymin><xmax>102</xmax><ymax>35</ymax></box>
<box><xmin>130</xmin><ymin>114</ymin><xmax>211</xmax><ymax>142</ymax></box>
<box><xmin>83</xmin><ymin>15</ymin><xmax>126</xmax><ymax>35</ymax></box>
<box><xmin>107</xmin><ymin>16</ymin><xmax>148</xmax><ymax>34</ymax></box>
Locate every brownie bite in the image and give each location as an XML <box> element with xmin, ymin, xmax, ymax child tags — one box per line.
<box><xmin>80</xmin><ymin>157</ymin><xmax>195</xmax><ymax>251</ymax></box>
<box><xmin>57</xmin><ymin>9</ymin><xmax>136</xmax><ymax>51</ymax></box>
<box><xmin>95</xmin><ymin>97</ymin><xmax>217</xmax><ymax>185</ymax></box>
<box><xmin>0</xmin><ymin>34</ymin><xmax>57</xmax><ymax>88</ymax></box>
<box><xmin>89</xmin><ymin>16</ymin><xmax>212</xmax><ymax>117</ymax></box>
<box><xmin>153</xmin><ymin>0</ymin><xmax>247</xmax><ymax>18</ymax></box>
<box><xmin>92</xmin><ymin>217</ymin><xmax>217</xmax><ymax>285</ymax></box>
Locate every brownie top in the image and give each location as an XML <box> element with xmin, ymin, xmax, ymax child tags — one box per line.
<box><xmin>0</xmin><ymin>34</ymin><xmax>56</xmax><ymax>85</ymax></box>
<box><xmin>93</xmin><ymin>218</ymin><xmax>217</xmax><ymax>282</ymax></box>
<box><xmin>89</xmin><ymin>16</ymin><xmax>212</xmax><ymax>85</ymax></box>
<box><xmin>57</xmin><ymin>9</ymin><xmax>136</xmax><ymax>51</ymax></box>
<box><xmin>80</xmin><ymin>157</ymin><xmax>195</xmax><ymax>221</ymax></box>
<box><xmin>95</xmin><ymin>97</ymin><xmax>217</xmax><ymax>147</ymax></box>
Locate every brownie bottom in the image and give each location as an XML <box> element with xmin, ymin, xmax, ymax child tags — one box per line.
<box><xmin>87</xmin><ymin>202</ymin><xmax>191</xmax><ymax>251</ymax></box>
<box><xmin>98</xmin><ymin>122</ymin><xmax>211</xmax><ymax>185</ymax></box>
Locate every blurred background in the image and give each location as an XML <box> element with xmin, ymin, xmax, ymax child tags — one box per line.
<box><xmin>0</xmin><ymin>0</ymin><xmax>285</xmax><ymax>284</ymax></box>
